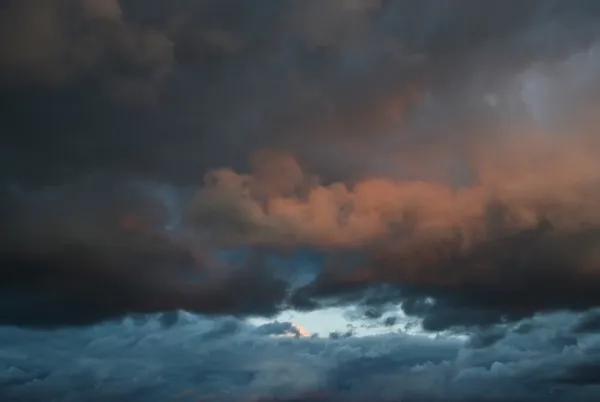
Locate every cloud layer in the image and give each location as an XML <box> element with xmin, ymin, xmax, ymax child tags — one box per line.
<box><xmin>2</xmin><ymin>312</ymin><xmax>600</xmax><ymax>401</ymax></box>
<box><xmin>5</xmin><ymin>3</ymin><xmax>600</xmax><ymax>401</ymax></box>
<box><xmin>3</xmin><ymin>0</ymin><xmax>600</xmax><ymax>333</ymax></box>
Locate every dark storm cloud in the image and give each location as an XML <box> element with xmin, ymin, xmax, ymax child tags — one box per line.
<box><xmin>0</xmin><ymin>0</ymin><xmax>173</xmax><ymax>102</ymax></box>
<box><xmin>0</xmin><ymin>240</ymin><xmax>288</xmax><ymax>327</ymax></box>
<box><xmin>4</xmin><ymin>0</ymin><xmax>600</xmax><ymax>185</ymax></box>
<box><xmin>290</xmin><ymin>222</ymin><xmax>600</xmax><ymax>330</ymax></box>
<box><xmin>4</xmin><ymin>0</ymin><xmax>600</xmax><ymax>330</ymax></box>
<box><xmin>1</xmin><ymin>313</ymin><xmax>599</xmax><ymax>401</ymax></box>
<box><xmin>0</xmin><ymin>180</ymin><xmax>289</xmax><ymax>326</ymax></box>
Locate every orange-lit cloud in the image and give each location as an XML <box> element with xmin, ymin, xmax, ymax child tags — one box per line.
<box><xmin>186</xmin><ymin>130</ymin><xmax>600</xmax><ymax>252</ymax></box>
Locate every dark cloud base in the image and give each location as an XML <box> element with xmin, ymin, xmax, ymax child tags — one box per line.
<box><xmin>6</xmin><ymin>222</ymin><xmax>600</xmax><ymax>331</ymax></box>
<box><xmin>3</xmin><ymin>0</ymin><xmax>600</xmax><ymax>329</ymax></box>
<box><xmin>292</xmin><ymin>223</ymin><xmax>600</xmax><ymax>331</ymax></box>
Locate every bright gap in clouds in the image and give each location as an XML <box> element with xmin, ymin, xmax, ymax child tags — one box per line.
<box><xmin>248</xmin><ymin>308</ymin><xmax>363</xmax><ymax>338</ymax></box>
<box><xmin>218</xmin><ymin>249</ymin><xmax>457</xmax><ymax>339</ymax></box>
<box><xmin>215</xmin><ymin>249</ymin><xmax>394</xmax><ymax>337</ymax></box>
<box><xmin>247</xmin><ymin>307</ymin><xmax>463</xmax><ymax>339</ymax></box>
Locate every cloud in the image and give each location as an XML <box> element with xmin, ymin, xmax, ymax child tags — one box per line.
<box><xmin>572</xmin><ymin>310</ymin><xmax>600</xmax><ymax>334</ymax></box>
<box><xmin>1</xmin><ymin>312</ymin><xmax>599</xmax><ymax>401</ymax></box>
<box><xmin>0</xmin><ymin>0</ymin><xmax>173</xmax><ymax>104</ymax></box>
<box><xmin>187</xmin><ymin>133</ymin><xmax>600</xmax><ymax>248</ymax></box>
<box><xmin>255</xmin><ymin>321</ymin><xmax>311</xmax><ymax>338</ymax></box>
<box><xmin>0</xmin><ymin>179</ymin><xmax>292</xmax><ymax>326</ymax></box>
<box><xmin>6</xmin><ymin>134</ymin><xmax>600</xmax><ymax>328</ymax></box>
<box><xmin>8</xmin><ymin>3</ymin><xmax>600</xmax><ymax>401</ymax></box>
<box><xmin>177</xmin><ymin>136</ymin><xmax>600</xmax><ymax>328</ymax></box>
<box><xmin>3</xmin><ymin>1</ymin><xmax>600</xmax><ymax>331</ymax></box>
<box><xmin>4</xmin><ymin>0</ymin><xmax>599</xmax><ymax>184</ymax></box>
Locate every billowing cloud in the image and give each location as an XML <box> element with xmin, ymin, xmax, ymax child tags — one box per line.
<box><xmin>177</xmin><ymin>133</ymin><xmax>600</xmax><ymax>329</ymax></box>
<box><xmin>3</xmin><ymin>0</ymin><xmax>600</xmax><ymax>334</ymax></box>
<box><xmin>187</xmin><ymin>133</ymin><xmax>600</xmax><ymax>248</ymax></box>
<box><xmin>0</xmin><ymin>312</ymin><xmax>599</xmax><ymax>401</ymax></box>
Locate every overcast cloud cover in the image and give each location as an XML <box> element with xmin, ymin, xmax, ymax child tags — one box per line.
<box><xmin>3</xmin><ymin>312</ymin><xmax>600</xmax><ymax>401</ymax></box>
<box><xmin>4</xmin><ymin>0</ymin><xmax>600</xmax><ymax>400</ymax></box>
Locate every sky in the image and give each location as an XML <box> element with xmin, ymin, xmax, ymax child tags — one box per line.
<box><xmin>4</xmin><ymin>0</ymin><xmax>600</xmax><ymax>400</ymax></box>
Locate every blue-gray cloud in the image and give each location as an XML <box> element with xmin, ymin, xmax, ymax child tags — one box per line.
<box><xmin>1</xmin><ymin>312</ymin><xmax>600</xmax><ymax>401</ymax></box>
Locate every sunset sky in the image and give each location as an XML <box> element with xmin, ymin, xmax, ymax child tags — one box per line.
<box><xmin>4</xmin><ymin>1</ymin><xmax>600</xmax><ymax>401</ymax></box>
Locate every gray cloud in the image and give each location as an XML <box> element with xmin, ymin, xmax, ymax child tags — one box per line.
<box><xmin>3</xmin><ymin>0</ymin><xmax>600</xmax><ymax>333</ymax></box>
<box><xmin>0</xmin><ymin>312</ymin><xmax>599</xmax><ymax>401</ymax></box>
<box><xmin>4</xmin><ymin>0</ymin><xmax>600</xmax><ymax>184</ymax></box>
<box><xmin>0</xmin><ymin>0</ymin><xmax>173</xmax><ymax>104</ymax></box>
